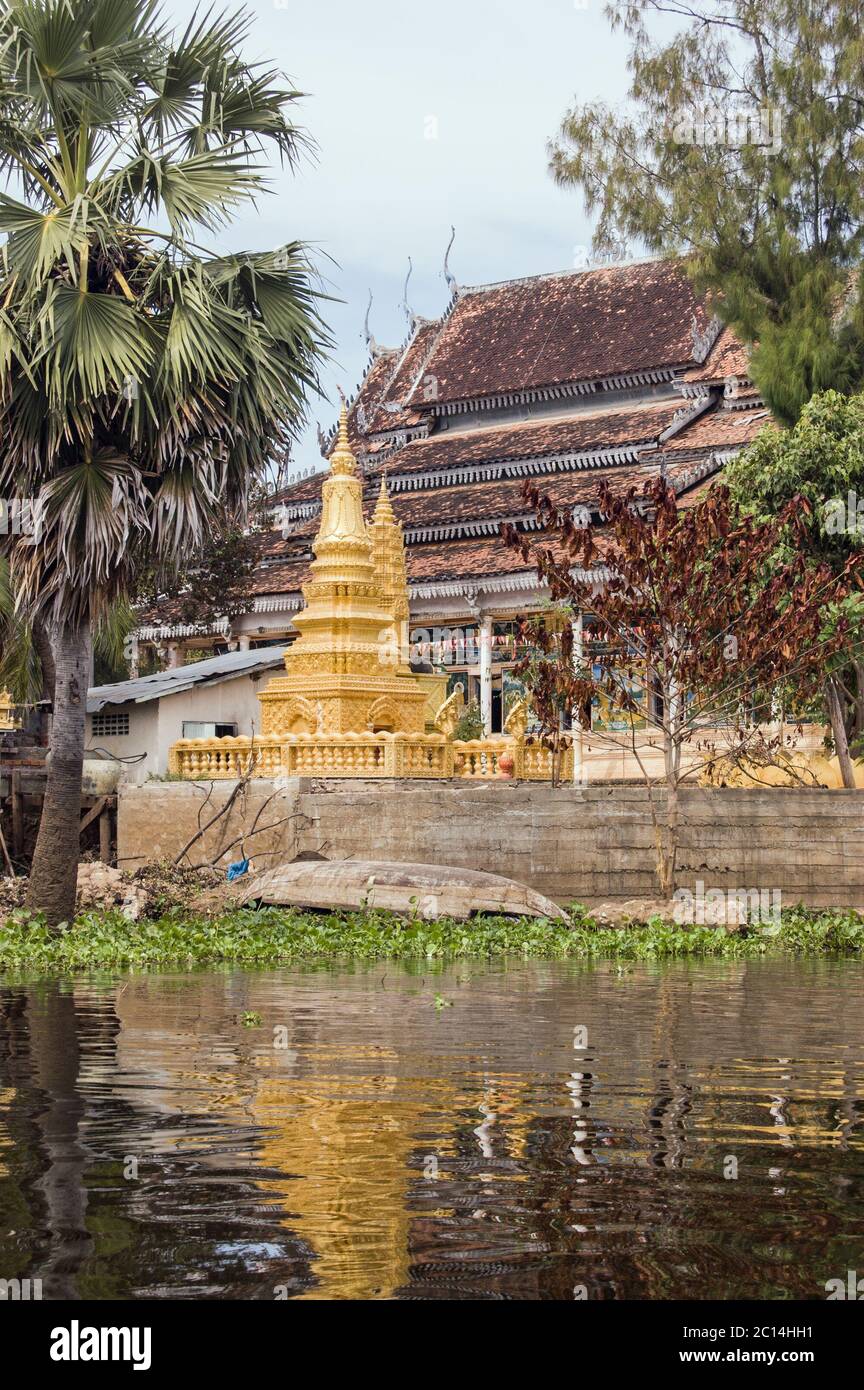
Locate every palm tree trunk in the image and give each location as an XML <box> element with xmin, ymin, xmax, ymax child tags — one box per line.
<box><xmin>26</xmin><ymin>620</ymin><xmax>90</xmax><ymax>927</ymax></box>
<box><xmin>32</xmin><ymin>619</ymin><xmax>56</xmax><ymax>744</ymax></box>
<box><xmin>825</xmin><ymin>676</ymin><xmax>857</xmax><ymax>790</ymax></box>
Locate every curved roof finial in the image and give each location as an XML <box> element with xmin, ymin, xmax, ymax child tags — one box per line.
<box><xmin>443</xmin><ymin>225</ymin><xmax>458</xmax><ymax>295</ymax></box>
<box><xmin>401</xmin><ymin>256</ymin><xmax>415</xmax><ymax>332</ymax></box>
<box><xmin>363</xmin><ymin>289</ymin><xmax>381</xmax><ymax>357</ymax></box>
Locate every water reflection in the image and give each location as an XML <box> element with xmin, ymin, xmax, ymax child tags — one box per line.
<box><xmin>1</xmin><ymin>959</ymin><xmax>863</xmax><ymax>1300</ymax></box>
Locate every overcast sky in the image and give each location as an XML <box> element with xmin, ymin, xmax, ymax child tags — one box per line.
<box><xmin>173</xmin><ymin>0</ymin><xmax>637</xmax><ymax>476</ymax></box>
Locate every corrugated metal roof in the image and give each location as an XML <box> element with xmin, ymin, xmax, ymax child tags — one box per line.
<box><xmin>87</xmin><ymin>647</ymin><xmax>288</xmax><ymax>713</ymax></box>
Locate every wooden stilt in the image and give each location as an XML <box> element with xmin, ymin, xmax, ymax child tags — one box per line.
<box><xmin>99</xmin><ymin>806</ymin><xmax>112</xmax><ymax>865</ymax></box>
<box><xmin>11</xmin><ymin>769</ymin><xmax>23</xmax><ymax>860</ymax></box>
<box><xmin>0</xmin><ymin>819</ymin><xmax>13</xmax><ymax>877</ymax></box>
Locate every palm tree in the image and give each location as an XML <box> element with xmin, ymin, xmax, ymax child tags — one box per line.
<box><xmin>0</xmin><ymin>0</ymin><xmax>330</xmax><ymax>924</ymax></box>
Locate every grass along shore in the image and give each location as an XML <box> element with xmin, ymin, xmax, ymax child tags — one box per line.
<box><xmin>0</xmin><ymin>903</ymin><xmax>862</xmax><ymax>972</ymax></box>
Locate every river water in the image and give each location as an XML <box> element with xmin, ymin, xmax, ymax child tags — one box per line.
<box><xmin>1</xmin><ymin>958</ymin><xmax>862</xmax><ymax>1300</ymax></box>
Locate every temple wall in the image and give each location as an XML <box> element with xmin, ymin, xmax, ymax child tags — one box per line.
<box><xmin>117</xmin><ymin>779</ymin><xmax>864</xmax><ymax>908</ymax></box>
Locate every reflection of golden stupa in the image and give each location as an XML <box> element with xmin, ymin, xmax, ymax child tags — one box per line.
<box><xmin>258</xmin><ymin>405</ymin><xmax>428</xmax><ymax>739</ymax></box>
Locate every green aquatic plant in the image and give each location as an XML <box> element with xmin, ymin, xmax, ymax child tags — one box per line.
<box><xmin>0</xmin><ymin>902</ymin><xmax>862</xmax><ymax>975</ymax></box>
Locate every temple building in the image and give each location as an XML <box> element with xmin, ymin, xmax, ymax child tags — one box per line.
<box><xmin>136</xmin><ymin>257</ymin><xmax>769</xmax><ymax>734</ymax></box>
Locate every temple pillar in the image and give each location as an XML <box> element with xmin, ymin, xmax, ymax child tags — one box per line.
<box><xmin>479</xmin><ymin>614</ymin><xmax>493</xmax><ymax>735</ymax></box>
<box><xmin>236</xmin><ymin>634</ymin><xmax>251</xmax><ymax>652</ymax></box>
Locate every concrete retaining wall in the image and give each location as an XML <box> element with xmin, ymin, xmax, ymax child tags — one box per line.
<box><xmin>117</xmin><ymin>778</ymin><xmax>864</xmax><ymax>907</ymax></box>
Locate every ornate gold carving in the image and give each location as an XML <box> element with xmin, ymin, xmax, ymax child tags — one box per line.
<box><xmin>504</xmin><ymin>697</ymin><xmax>529</xmax><ymax>739</ymax></box>
<box><xmin>433</xmin><ymin>684</ymin><xmax>465</xmax><ymax>737</ymax></box>
<box><xmin>168</xmin><ymin>404</ymin><xmax>558</xmax><ymax>781</ymax></box>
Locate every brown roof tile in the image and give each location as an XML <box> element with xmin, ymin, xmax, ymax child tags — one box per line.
<box><xmin>368</xmin><ymin>398</ymin><xmax>687</xmax><ymax>477</ymax></box>
<box><xmin>406</xmin><ymin>535</ymin><xmax>536</xmax><ymax>583</ymax></box>
<box><xmin>680</xmin><ymin>324</ymin><xmax>752</xmax><ymax>384</ymax></box>
<box><xmin>659</xmin><ymin>404</ymin><xmax>773</xmax><ymax>453</ymax></box>
<box><xmin>403</xmin><ymin>260</ymin><xmax>711</xmax><ymax>407</ymax></box>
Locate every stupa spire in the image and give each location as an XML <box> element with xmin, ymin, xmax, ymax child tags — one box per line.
<box><xmin>311</xmin><ymin>398</ymin><xmax>369</xmax><ymax>566</ymax></box>
<box><xmin>256</xmin><ymin>395</ymin><xmax>428</xmax><ymax>738</ymax></box>
<box><xmin>328</xmin><ymin>401</ymin><xmax>357</xmax><ymax>477</ymax></box>
<box><xmin>372</xmin><ymin>470</ymin><xmax>396</xmax><ymax>523</ymax></box>
<box><xmin>369</xmin><ymin>471</ymin><xmax>411</xmax><ymax>675</ymax></box>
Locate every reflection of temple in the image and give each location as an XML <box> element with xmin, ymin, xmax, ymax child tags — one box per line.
<box><xmin>10</xmin><ymin>966</ymin><xmax>859</xmax><ymax>1302</ymax></box>
<box><xmin>0</xmin><ymin>689</ymin><xmax>19</xmax><ymax>729</ymax></box>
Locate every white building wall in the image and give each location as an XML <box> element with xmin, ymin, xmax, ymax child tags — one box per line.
<box><xmin>154</xmin><ymin>670</ymin><xmax>279</xmax><ymax>773</ymax></box>
<box><xmin>86</xmin><ymin>668</ymin><xmax>282</xmax><ymax>782</ymax></box>
<box><xmin>85</xmin><ymin>702</ymin><xmax>159</xmax><ymax>785</ymax></box>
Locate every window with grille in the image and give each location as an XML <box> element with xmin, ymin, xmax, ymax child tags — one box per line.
<box><xmin>92</xmin><ymin>711</ymin><xmax>130</xmax><ymax>737</ymax></box>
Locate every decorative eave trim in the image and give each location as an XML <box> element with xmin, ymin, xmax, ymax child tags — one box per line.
<box><xmin>675</xmin><ymin>381</ymin><xmax>713</xmax><ymax>400</ymax></box>
<box><xmin>405</xmin><ymin>513</ymin><xmax>542</xmax><ymax>545</ymax></box>
<box><xmin>409</xmin><ymin>572</ymin><xmax>542</xmax><ymax>600</ymax></box>
<box><xmin>387</xmin><ymin>443</ymin><xmax>651</xmax><ymax>493</ymax></box>
<box><xmin>272</xmin><ymin>498</ymin><xmax>320</xmax><ymax>523</ymax></box>
<box><xmin>275</xmin><ymin>442</ymin><xmax>653</xmax><ymax>523</ymax></box>
<box><xmin>677</xmin><ymin>378</ymin><xmax>760</xmax><ymax>404</ymax></box>
<box><xmin>657</xmin><ymin>393</ymin><xmax>715</xmax><ymax>442</ymax></box>
<box><xmin>690</xmin><ymin>314</ymin><xmax>724</xmax><ymax>364</ymax></box>
<box><xmin>670</xmin><ymin>453</ymin><xmax>726</xmax><ymax>492</ymax></box>
<box><xmin>357</xmin><ymin>424</ymin><xmax>430</xmax><ymax>458</ymax></box>
<box><xmin>408</xmin><ymin>566</ymin><xmax>608</xmax><ymax>601</ymax></box>
<box><xmin>723</xmin><ymin>393</ymin><xmax>765</xmax><ymax>411</ymax></box>
<box><xmin>419</xmin><ymin>366</ymin><xmax>683</xmax><ymax>418</ymax></box>
<box><xmin>134</xmin><ymin>619</ymin><xmax>230</xmax><ymax>640</ymax></box>
<box><xmin>252</xmin><ymin>594</ymin><xmax>304</xmax><ymax>614</ymax></box>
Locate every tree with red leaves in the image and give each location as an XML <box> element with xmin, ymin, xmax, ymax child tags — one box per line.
<box><xmin>506</xmin><ymin>477</ymin><xmax>862</xmax><ymax>895</ymax></box>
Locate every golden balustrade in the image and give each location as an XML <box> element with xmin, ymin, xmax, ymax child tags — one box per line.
<box><xmin>168</xmin><ymin>736</ymin><xmax>283</xmax><ymax>780</ymax></box>
<box><xmin>168</xmin><ymin>732</ymin><xmax>571</xmax><ymax>783</ymax></box>
<box><xmin>519</xmin><ymin>741</ymin><xmax>574</xmax><ymax>781</ymax></box>
<box><xmin>453</xmin><ymin>739</ymin><xmax>510</xmax><ymax>779</ymax></box>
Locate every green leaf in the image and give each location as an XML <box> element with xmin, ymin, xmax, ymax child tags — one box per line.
<box><xmin>38</xmin><ymin>283</ymin><xmax>153</xmax><ymax>399</ymax></box>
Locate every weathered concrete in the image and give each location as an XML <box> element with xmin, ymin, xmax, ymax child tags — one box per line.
<box><xmin>117</xmin><ymin>778</ymin><xmax>864</xmax><ymax>907</ymax></box>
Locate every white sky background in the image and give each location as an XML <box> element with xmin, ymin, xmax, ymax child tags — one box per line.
<box><xmin>171</xmin><ymin>0</ymin><xmax>638</xmax><ymax>477</ymax></box>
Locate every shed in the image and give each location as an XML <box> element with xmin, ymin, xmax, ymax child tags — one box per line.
<box><xmin>86</xmin><ymin>647</ymin><xmax>288</xmax><ymax>782</ymax></box>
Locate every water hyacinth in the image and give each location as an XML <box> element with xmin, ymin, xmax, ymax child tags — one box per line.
<box><xmin>0</xmin><ymin>903</ymin><xmax>862</xmax><ymax>974</ymax></box>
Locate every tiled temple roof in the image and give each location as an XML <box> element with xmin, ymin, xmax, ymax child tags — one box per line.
<box><xmin>657</xmin><ymin>402</ymin><xmax>772</xmax><ymax>454</ymax></box>
<box><xmin>403</xmin><ymin>260</ymin><xmax>714</xmax><ymax>410</ymax></box>
<box><xmin>362</xmin><ymin>398</ymin><xmax>690</xmax><ymax>479</ymax></box>
<box><xmin>363</xmin><ymin>319</ymin><xmax>441</xmax><ymax>432</ymax></box>
<box><xmin>139</xmin><ymin>259</ymin><xmax>772</xmax><ymax>634</ymax></box>
<box><xmin>680</xmin><ymin>324</ymin><xmax>752</xmax><ymax>385</ymax></box>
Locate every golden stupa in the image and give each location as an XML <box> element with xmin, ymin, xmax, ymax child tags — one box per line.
<box><xmin>257</xmin><ymin>405</ymin><xmax>428</xmax><ymax>739</ymax></box>
<box><xmin>169</xmin><ymin>405</ymin><xmax>561</xmax><ymax>782</ymax></box>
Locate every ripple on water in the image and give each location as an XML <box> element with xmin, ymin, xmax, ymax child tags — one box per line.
<box><xmin>0</xmin><ymin>956</ymin><xmax>862</xmax><ymax>1299</ymax></box>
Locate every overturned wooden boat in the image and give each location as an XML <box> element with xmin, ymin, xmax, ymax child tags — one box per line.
<box><xmin>236</xmin><ymin>859</ymin><xmax>567</xmax><ymax>922</ymax></box>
